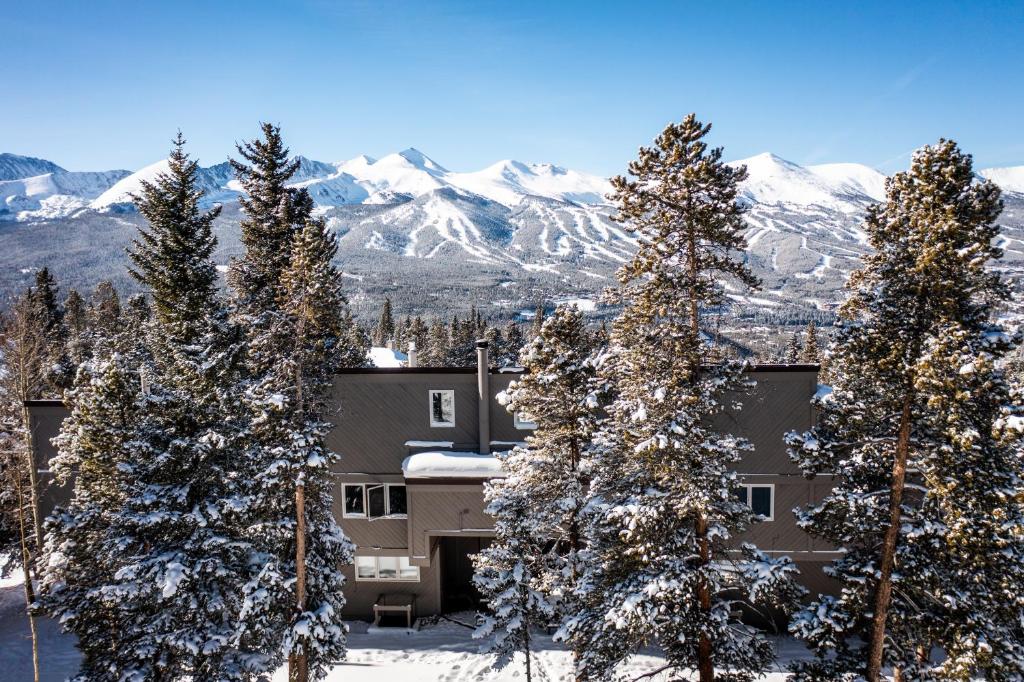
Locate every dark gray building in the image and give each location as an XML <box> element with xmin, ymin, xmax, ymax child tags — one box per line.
<box><xmin>25</xmin><ymin>343</ymin><xmax>834</xmax><ymax>621</ymax></box>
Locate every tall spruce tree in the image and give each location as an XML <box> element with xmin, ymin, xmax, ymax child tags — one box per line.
<box><xmin>40</xmin><ymin>135</ymin><xmax>264</xmax><ymax>680</ymax></box>
<box><xmin>474</xmin><ymin>304</ymin><xmax>600</xmax><ymax>678</ymax></box>
<box><xmin>228</xmin><ymin>124</ymin><xmax>352</xmax><ymax>681</ymax></box>
<box><xmin>785</xmin><ymin>331</ymin><xmax>801</xmax><ymax>364</ymax></box>
<box><xmin>372</xmin><ymin>297</ymin><xmax>395</xmax><ymax>347</ymax></box>
<box><xmin>800</xmin><ymin>321</ymin><xmax>820</xmax><ymax>364</ymax></box>
<box><xmin>500</xmin><ymin>320</ymin><xmax>526</xmax><ymax>367</ymax></box>
<box><xmin>241</xmin><ymin>217</ymin><xmax>353</xmax><ymax>681</ymax></box>
<box><xmin>564</xmin><ymin>115</ymin><xmax>801</xmax><ymax>681</ymax></box>
<box><xmin>228</xmin><ymin>122</ymin><xmax>313</xmax><ymax>320</ymax></box>
<box><xmin>787</xmin><ymin>140</ymin><xmax>1024</xmax><ymax>681</ymax></box>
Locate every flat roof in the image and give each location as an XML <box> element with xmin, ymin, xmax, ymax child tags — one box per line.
<box><xmin>335</xmin><ymin>363</ymin><xmax>819</xmax><ymax>375</ymax></box>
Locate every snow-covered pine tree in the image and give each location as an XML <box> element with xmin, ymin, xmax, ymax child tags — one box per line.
<box><xmin>372</xmin><ymin>297</ymin><xmax>395</xmax><ymax>347</ymax></box>
<box><xmin>62</xmin><ymin>289</ymin><xmax>91</xmax><ymax>373</ymax></box>
<box><xmin>422</xmin><ymin>319</ymin><xmax>449</xmax><ymax>366</ymax></box>
<box><xmin>86</xmin><ymin>281</ymin><xmax>122</xmax><ymax>353</ymax></box>
<box><xmin>785</xmin><ymin>331</ymin><xmax>801</xmax><ymax>364</ymax></box>
<box><xmin>500</xmin><ymin>320</ymin><xmax>525</xmax><ymax>366</ymax></box>
<box><xmin>228</xmin><ymin>122</ymin><xmax>314</xmax><ymax>321</ymax></box>
<box><xmin>227</xmin><ymin>124</ymin><xmax>353</xmax><ymax>681</ymax></box>
<box><xmin>41</xmin><ymin>133</ymin><xmax>265</xmax><ymax>680</ymax></box>
<box><xmin>787</xmin><ymin>139</ymin><xmax>1024</xmax><ymax>681</ymax></box>
<box><xmin>337</xmin><ymin>309</ymin><xmax>370</xmax><ymax>368</ymax></box>
<box><xmin>408</xmin><ymin>316</ymin><xmax>428</xmax><ymax>358</ymax></box>
<box><xmin>240</xmin><ymin>217</ymin><xmax>353</xmax><ymax>681</ymax></box>
<box><xmin>564</xmin><ymin>114</ymin><xmax>802</xmax><ymax>681</ymax></box>
<box><xmin>39</xmin><ymin>351</ymin><xmax>145</xmax><ymax>681</ymax></box>
<box><xmin>529</xmin><ymin>305</ymin><xmax>545</xmax><ymax>340</ymax></box>
<box><xmin>799</xmin><ymin>321</ymin><xmax>819</xmax><ymax>364</ymax></box>
<box><xmin>474</xmin><ymin>304</ymin><xmax>599</xmax><ymax>679</ymax></box>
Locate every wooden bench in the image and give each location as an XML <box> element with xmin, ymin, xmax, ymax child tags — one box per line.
<box><xmin>373</xmin><ymin>593</ymin><xmax>417</xmax><ymax>629</ymax></box>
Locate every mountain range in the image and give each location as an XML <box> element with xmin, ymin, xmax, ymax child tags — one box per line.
<box><xmin>1</xmin><ymin>149</ymin><xmax>1022</xmax><ymax>322</ymax></box>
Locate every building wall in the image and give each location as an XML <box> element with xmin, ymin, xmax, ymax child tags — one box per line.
<box><xmin>25</xmin><ymin>365</ymin><xmax>838</xmax><ymax>622</ymax></box>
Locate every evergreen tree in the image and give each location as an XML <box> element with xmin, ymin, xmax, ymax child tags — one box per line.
<box><xmin>529</xmin><ymin>305</ymin><xmax>545</xmax><ymax>340</ymax></box>
<box><xmin>41</xmin><ymin>135</ymin><xmax>263</xmax><ymax>680</ymax></box>
<box><xmin>800</xmin><ymin>321</ymin><xmax>820</xmax><ymax>364</ymax></box>
<box><xmin>228</xmin><ymin>123</ymin><xmax>353</xmax><ymax>680</ymax></box>
<box><xmin>407</xmin><ymin>316</ymin><xmax>428</xmax><ymax>357</ymax></box>
<box><xmin>475</xmin><ymin>305</ymin><xmax>599</xmax><ymax>678</ymax></box>
<box><xmin>482</xmin><ymin>325</ymin><xmax>502</xmax><ymax>366</ymax></box>
<box><xmin>62</xmin><ymin>289</ymin><xmax>91</xmax><ymax>371</ymax></box>
<box><xmin>787</xmin><ymin>140</ymin><xmax>1024</xmax><ymax>681</ymax></box>
<box><xmin>500</xmin><ymin>320</ymin><xmax>525</xmax><ymax>367</ymax></box>
<box><xmin>372</xmin><ymin>297</ymin><xmax>395</xmax><ymax>347</ymax></box>
<box><xmin>564</xmin><ymin>115</ymin><xmax>801</xmax><ymax>681</ymax></box>
<box><xmin>129</xmin><ymin>132</ymin><xmax>220</xmax><ymax>336</ymax></box>
<box><xmin>40</xmin><ymin>352</ymin><xmax>145</xmax><ymax>681</ymax></box>
<box><xmin>87</xmin><ymin>280</ymin><xmax>122</xmax><ymax>351</ymax></box>
<box><xmin>422</xmin><ymin>319</ymin><xmax>449</xmax><ymax>366</ymax></box>
<box><xmin>785</xmin><ymin>331</ymin><xmax>801</xmax><ymax>364</ymax></box>
<box><xmin>242</xmin><ymin>218</ymin><xmax>353</xmax><ymax>680</ymax></box>
<box><xmin>228</xmin><ymin>122</ymin><xmax>313</xmax><ymax>319</ymax></box>
<box><xmin>446</xmin><ymin>314</ymin><xmax>476</xmax><ymax>366</ymax></box>
<box><xmin>337</xmin><ymin>310</ymin><xmax>370</xmax><ymax>368</ymax></box>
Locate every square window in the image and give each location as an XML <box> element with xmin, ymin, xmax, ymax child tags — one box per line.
<box><xmin>429</xmin><ymin>390</ymin><xmax>455</xmax><ymax>427</ymax></box>
<box><xmin>514</xmin><ymin>411</ymin><xmax>537</xmax><ymax>430</ymax></box>
<box><xmin>388</xmin><ymin>485</ymin><xmax>408</xmax><ymax>516</ymax></box>
<box><xmin>377</xmin><ymin>556</ymin><xmax>399</xmax><ymax>580</ymax></box>
<box><xmin>367</xmin><ymin>485</ymin><xmax>386</xmax><ymax>518</ymax></box>
<box><xmin>343</xmin><ymin>485</ymin><xmax>365</xmax><ymax>517</ymax></box>
<box><xmin>355</xmin><ymin>556</ymin><xmax>377</xmax><ymax>580</ymax></box>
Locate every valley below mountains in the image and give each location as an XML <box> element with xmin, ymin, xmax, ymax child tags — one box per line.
<box><xmin>1</xmin><ymin>148</ymin><xmax>1022</xmax><ymax>325</ymax></box>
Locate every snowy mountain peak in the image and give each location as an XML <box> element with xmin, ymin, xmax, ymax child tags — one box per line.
<box><xmin>730</xmin><ymin>152</ymin><xmax>884</xmax><ymax>211</ymax></box>
<box><xmin>980</xmin><ymin>165</ymin><xmax>1024</xmax><ymax>194</ymax></box>
<box><xmin>0</xmin><ymin>153</ymin><xmax>66</xmax><ymax>181</ymax></box>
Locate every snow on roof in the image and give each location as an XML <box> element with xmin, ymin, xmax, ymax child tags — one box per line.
<box><xmin>402</xmin><ymin>451</ymin><xmax>505</xmax><ymax>479</ymax></box>
<box><xmin>368</xmin><ymin>346</ymin><xmax>408</xmax><ymax>368</ymax></box>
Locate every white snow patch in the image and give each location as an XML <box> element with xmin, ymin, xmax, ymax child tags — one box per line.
<box><xmin>368</xmin><ymin>346</ymin><xmax>407</xmax><ymax>368</ymax></box>
<box><xmin>402</xmin><ymin>451</ymin><xmax>504</xmax><ymax>479</ymax></box>
<box><xmin>405</xmin><ymin>440</ymin><xmax>454</xmax><ymax>449</ymax></box>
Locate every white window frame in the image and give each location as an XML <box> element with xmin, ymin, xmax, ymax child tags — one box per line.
<box><xmin>342</xmin><ymin>483</ymin><xmax>408</xmax><ymax>519</ymax></box>
<box><xmin>514</xmin><ymin>411</ymin><xmax>537</xmax><ymax>430</ymax></box>
<box><xmin>354</xmin><ymin>555</ymin><xmax>421</xmax><ymax>582</ymax></box>
<box><xmin>429</xmin><ymin>389</ymin><xmax>456</xmax><ymax>427</ymax></box>
<box><xmin>739</xmin><ymin>483</ymin><xmax>775</xmax><ymax>522</ymax></box>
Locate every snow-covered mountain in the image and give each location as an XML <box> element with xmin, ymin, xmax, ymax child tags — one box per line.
<box><xmin>0</xmin><ymin>153</ymin><xmax>130</xmax><ymax>221</ymax></box>
<box><xmin>1</xmin><ymin>147</ymin><xmax>1022</xmax><ymax>320</ymax></box>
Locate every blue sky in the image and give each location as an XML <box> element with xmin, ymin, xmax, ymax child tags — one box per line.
<box><xmin>2</xmin><ymin>0</ymin><xmax>1021</xmax><ymax>176</ymax></box>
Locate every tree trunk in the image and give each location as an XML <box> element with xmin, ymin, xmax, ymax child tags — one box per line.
<box><xmin>14</xmin><ymin>463</ymin><xmax>40</xmax><ymax>682</ymax></box>
<box><xmin>290</xmin><ymin>482</ymin><xmax>309</xmax><ymax>682</ymax></box>
<box><xmin>866</xmin><ymin>397</ymin><xmax>913</xmax><ymax>681</ymax></box>
<box><xmin>696</xmin><ymin>515</ymin><xmax>714</xmax><ymax>682</ymax></box>
<box><xmin>21</xmin><ymin>399</ymin><xmax>44</xmax><ymax>553</ymax></box>
<box><xmin>523</xmin><ymin>626</ymin><xmax>532</xmax><ymax>682</ymax></box>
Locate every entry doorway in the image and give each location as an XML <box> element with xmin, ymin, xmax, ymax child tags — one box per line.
<box><xmin>439</xmin><ymin>536</ymin><xmax>492</xmax><ymax>613</ymax></box>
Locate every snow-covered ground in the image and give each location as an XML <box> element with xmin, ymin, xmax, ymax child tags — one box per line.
<box><xmin>1</xmin><ymin>577</ymin><xmax>808</xmax><ymax>681</ymax></box>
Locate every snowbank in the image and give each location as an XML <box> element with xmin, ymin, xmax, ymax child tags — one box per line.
<box><xmin>368</xmin><ymin>346</ymin><xmax>408</xmax><ymax>368</ymax></box>
<box><xmin>401</xmin><ymin>451</ymin><xmax>504</xmax><ymax>479</ymax></box>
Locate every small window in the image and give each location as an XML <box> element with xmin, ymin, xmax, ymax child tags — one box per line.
<box><xmin>514</xmin><ymin>411</ymin><xmax>537</xmax><ymax>430</ymax></box>
<box><xmin>343</xmin><ymin>483</ymin><xmax>408</xmax><ymax>519</ymax></box>
<box><xmin>738</xmin><ymin>484</ymin><xmax>774</xmax><ymax>521</ymax></box>
<box><xmin>429</xmin><ymin>389</ymin><xmax>455</xmax><ymax>427</ymax></box>
<box><xmin>355</xmin><ymin>556</ymin><xmax>377</xmax><ymax>579</ymax></box>
<box><xmin>354</xmin><ymin>556</ymin><xmax>420</xmax><ymax>582</ymax></box>
<box><xmin>343</xmin><ymin>485</ymin><xmax>365</xmax><ymax>517</ymax></box>
<box><xmin>388</xmin><ymin>485</ymin><xmax>408</xmax><ymax>516</ymax></box>
<box><xmin>367</xmin><ymin>485</ymin><xmax>387</xmax><ymax>518</ymax></box>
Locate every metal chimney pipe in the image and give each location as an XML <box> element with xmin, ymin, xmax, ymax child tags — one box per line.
<box><xmin>407</xmin><ymin>341</ymin><xmax>418</xmax><ymax>368</ymax></box>
<box><xmin>476</xmin><ymin>339</ymin><xmax>490</xmax><ymax>455</ymax></box>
